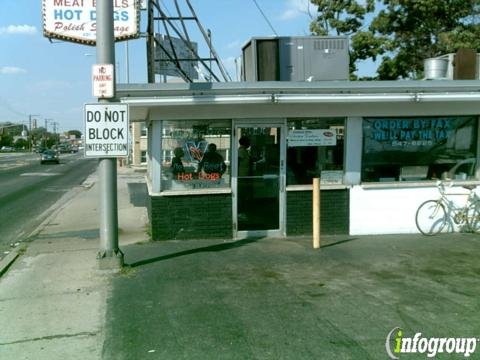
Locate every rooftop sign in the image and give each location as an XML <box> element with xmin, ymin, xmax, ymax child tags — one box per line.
<box><xmin>42</xmin><ymin>0</ymin><xmax>140</xmax><ymax>45</ymax></box>
<box><xmin>154</xmin><ymin>35</ymin><xmax>199</xmax><ymax>80</ymax></box>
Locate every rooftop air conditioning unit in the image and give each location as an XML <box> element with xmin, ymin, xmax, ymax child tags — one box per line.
<box><xmin>242</xmin><ymin>36</ymin><xmax>349</xmax><ymax>82</ymax></box>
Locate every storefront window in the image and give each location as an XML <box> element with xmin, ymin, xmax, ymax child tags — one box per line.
<box><xmin>362</xmin><ymin>116</ymin><xmax>478</xmax><ymax>182</ymax></box>
<box><xmin>286</xmin><ymin>118</ymin><xmax>345</xmax><ymax>185</ymax></box>
<box><xmin>161</xmin><ymin>120</ymin><xmax>231</xmax><ymax>191</ymax></box>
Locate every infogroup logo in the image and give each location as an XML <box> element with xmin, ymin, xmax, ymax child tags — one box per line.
<box><xmin>385</xmin><ymin>327</ymin><xmax>479</xmax><ymax>359</ymax></box>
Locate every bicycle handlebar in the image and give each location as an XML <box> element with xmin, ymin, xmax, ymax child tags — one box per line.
<box><xmin>436</xmin><ymin>180</ymin><xmax>453</xmax><ymax>195</ymax></box>
<box><xmin>436</xmin><ymin>180</ymin><xmax>477</xmax><ymax>197</ymax></box>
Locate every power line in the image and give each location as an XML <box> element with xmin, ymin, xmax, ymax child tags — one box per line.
<box><xmin>0</xmin><ymin>96</ymin><xmax>27</xmax><ymax>117</ymax></box>
<box><xmin>252</xmin><ymin>0</ymin><xmax>278</xmax><ymax>36</ymax></box>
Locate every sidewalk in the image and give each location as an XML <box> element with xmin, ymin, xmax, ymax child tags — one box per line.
<box><xmin>1</xmin><ymin>167</ymin><xmax>480</xmax><ymax>359</ymax></box>
<box><xmin>0</xmin><ymin>166</ymin><xmax>149</xmax><ymax>360</ymax></box>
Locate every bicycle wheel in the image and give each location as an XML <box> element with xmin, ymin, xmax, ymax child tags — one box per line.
<box><xmin>466</xmin><ymin>203</ymin><xmax>480</xmax><ymax>234</ymax></box>
<box><xmin>415</xmin><ymin>200</ymin><xmax>447</xmax><ymax>235</ymax></box>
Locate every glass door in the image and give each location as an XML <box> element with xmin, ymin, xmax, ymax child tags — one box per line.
<box><xmin>233</xmin><ymin>122</ymin><xmax>286</xmax><ymax>238</ymax></box>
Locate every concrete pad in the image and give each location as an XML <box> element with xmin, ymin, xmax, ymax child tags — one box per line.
<box><xmin>0</xmin><ymin>250</ymin><xmax>107</xmax><ymax>358</ymax></box>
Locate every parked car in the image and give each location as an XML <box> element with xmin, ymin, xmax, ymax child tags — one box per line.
<box><xmin>0</xmin><ymin>146</ymin><xmax>14</xmax><ymax>152</ymax></box>
<box><xmin>58</xmin><ymin>146</ymin><xmax>68</xmax><ymax>153</ymax></box>
<box><xmin>443</xmin><ymin>158</ymin><xmax>476</xmax><ymax>180</ymax></box>
<box><xmin>40</xmin><ymin>150</ymin><xmax>60</xmax><ymax>164</ymax></box>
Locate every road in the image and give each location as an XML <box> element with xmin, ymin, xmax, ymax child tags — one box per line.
<box><xmin>0</xmin><ymin>151</ymin><xmax>98</xmax><ymax>259</ymax></box>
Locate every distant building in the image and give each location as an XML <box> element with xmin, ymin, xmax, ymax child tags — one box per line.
<box><xmin>131</xmin><ymin>122</ymin><xmax>148</xmax><ymax>167</ymax></box>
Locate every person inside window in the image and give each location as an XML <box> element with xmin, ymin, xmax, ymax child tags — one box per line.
<box><xmin>237</xmin><ymin>136</ymin><xmax>252</xmax><ymax>222</ymax></box>
<box><xmin>171</xmin><ymin>147</ymin><xmax>185</xmax><ymax>178</ymax></box>
<box><xmin>238</xmin><ymin>136</ymin><xmax>251</xmax><ymax>177</ymax></box>
<box><xmin>197</xmin><ymin>143</ymin><xmax>226</xmax><ymax>177</ymax></box>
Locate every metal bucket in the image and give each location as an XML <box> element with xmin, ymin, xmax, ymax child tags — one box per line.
<box><xmin>424</xmin><ymin>58</ymin><xmax>448</xmax><ymax>79</ymax></box>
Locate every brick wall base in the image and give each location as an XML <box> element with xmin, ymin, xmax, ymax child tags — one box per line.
<box><xmin>287</xmin><ymin>190</ymin><xmax>349</xmax><ymax>236</ymax></box>
<box><xmin>148</xmin><ymin>194</ymin><xmax>232</xmax><ymax>240</ymax></box>
<box><xmin>148</xmin><ymin>190</ymin><xmax>349</xmax><ymax>240</ymax></box>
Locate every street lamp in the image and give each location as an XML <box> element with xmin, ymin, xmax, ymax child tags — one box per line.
<box><xmin>125</xmin><ymin>41</ymin><xmax>130</xmax><ymax>83</ymax></box>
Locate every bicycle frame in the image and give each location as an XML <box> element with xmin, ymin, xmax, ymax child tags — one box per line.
<box><xmin>415</xmin><ymin>181</ymin><xmax>480</xmax><ymax>235</ymax></box>
<box><xmin>437</xmin><ymin>182</ymin><xmax>475</xmax><ymax>230</ymax></box>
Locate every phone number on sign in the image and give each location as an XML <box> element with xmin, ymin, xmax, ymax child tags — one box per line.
<box><xmin>392</xmin><ymin>140</ymin><xmax>434</xmax><ymax>147</ymax></box>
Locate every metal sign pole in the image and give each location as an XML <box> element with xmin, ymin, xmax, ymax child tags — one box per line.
<box><xmin>96</xmin><ymin>0</ymin><xmax>123</xmax><ymax>268</ymax></box>
<box><xmin>313</xmin><ymin>177</ymin><xmax>321</xmax><ymax>249</ymax></box>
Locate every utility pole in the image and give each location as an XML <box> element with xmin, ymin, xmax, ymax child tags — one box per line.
<box><xmin>96</xmin><ymin>0</ymin><xmax>123</xmax><ymax>268</ymax></box>
<box><xmin>44</xmin><ymin>118</ymin><xmax>53</xmax><ymax>149</ymax></box>
<box><xmin>52</xmin><ymin>121</ymin><xmax>59</xmax><ymax>147</ymax></box>
<box><xmin>29</xmin><ymin>114</ymin><xmax>40</xmax><ymax>152</ymax></box>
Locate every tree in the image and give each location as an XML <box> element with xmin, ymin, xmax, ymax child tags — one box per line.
<box><xmin>309</xmin><ymin>0</ymin><xmax>480</xmax><ymax>80</ymax></box>
<box><xmin>0</xmin><ymin>133</ymin><xmax>13</xmax><ymax>147</ymax></box>
<box><xmin>30</xmin><ymin>127</ymin><xmax>46</xmax><ymax>148</ymax></box>
<box><xmin>14</xmin><ymin>138</ymin><xmax>28</xmax><ymax>150</ymax></box>
<box><xmin>45</xmin><ymin>134</ymin><xmax>59</xmax><ymax>149</ymax></box>
<box><xmin>30</xmin><ymin>127</ymin><xmax>57</xmax><ymax>149</ymax></box>
<box><xmin>67</xmin><ymin>130</ymin><xmax>82</xmax><ymax>139</ymax></box>
<box><xmin>370</xmin><ymin>0</ymin><xmax>480</xmax><ymax>79</ymax></box>
<box><xmin>309</xmin><ymin>0</ymin><xmax>377</xmax><ymax>78</ymax></box>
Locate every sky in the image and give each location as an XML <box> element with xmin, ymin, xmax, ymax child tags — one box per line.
<box><xmin>0</xmin><ymin>0</ymin><xmax>375</xmax><ymax>133</ymax></box>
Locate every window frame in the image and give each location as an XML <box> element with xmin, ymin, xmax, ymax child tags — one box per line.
<box><xmin>159</xmin><ymin>119</ymin><xmax>233</xmax><ymax>194</ymax></box>
<box><xmin>361</xmin><ymin>116</ymin><xmax>479</xmax><ymax>184</ymax></box>
<box><xmin>286</xmin><ymin>117</ymin><xmax>346</xmax><ymax>188</ymax></box>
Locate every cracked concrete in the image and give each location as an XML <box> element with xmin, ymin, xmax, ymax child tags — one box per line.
<box><xmin>0</xmin><ymin>231</ymin><xmax>108</xmax><ymax>359</ymax></box>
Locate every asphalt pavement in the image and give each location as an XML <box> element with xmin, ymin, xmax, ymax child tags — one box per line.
<box><xmin>102</xmin><ymin>233</ymin><xmax>480</xmax><ymax>359</ymax></box>
<box><xmin>0</xmin><ymin>165</ymin><xmax>479</xmax><ymax>359</ymax></box>
<box><xmin>0</xmin><ymin>152</ymin><xmax>97</xmax><ymax>259</ymax></box>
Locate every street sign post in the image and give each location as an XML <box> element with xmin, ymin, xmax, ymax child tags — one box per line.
<box><xmin>84</xmin><ymin>103</ymin><xmax>129</xmax><ymax>157</ymax></box>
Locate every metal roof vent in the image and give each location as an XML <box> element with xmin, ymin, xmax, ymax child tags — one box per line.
<box><xmin>313</xmin><ymin>38</ymin><xmax>346</xmax><ymax>51</ymax></box>
<box><xmin>424</xmin><ymin>57</ymin><xmax>449</xmax><ymax>80</ymax></box>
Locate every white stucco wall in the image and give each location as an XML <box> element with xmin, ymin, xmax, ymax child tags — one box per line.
<box><xmin>350</xmin><ymin>185</ymin><xmax>473</xmax><ymax>235</ymax></box>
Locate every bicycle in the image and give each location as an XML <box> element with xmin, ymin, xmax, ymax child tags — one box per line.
<box><xmin>415</xmin><ymin>181</ymin><xmax>480</xmax><ymax>235</ymax></box>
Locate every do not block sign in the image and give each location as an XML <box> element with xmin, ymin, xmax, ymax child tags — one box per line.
<box><xmin>84</xmin><ymin>103</ymin><xmax>129</xmax><ymax>157</ymax></box>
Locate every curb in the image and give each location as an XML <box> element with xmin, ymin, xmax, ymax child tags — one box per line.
<box><xmin>0</xmin><ymin>248</ymin><xmax>22</xmax><ymax>277</ymax></box>
<box><xmin>24</xmin><ymin>185</ymin><xmax>85</xmax><ymax>241</ymax></box>
<box><xmin>0</xmin><ymin>174</ymin><xmax>99</xmax><ymax>279</ymax></box>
